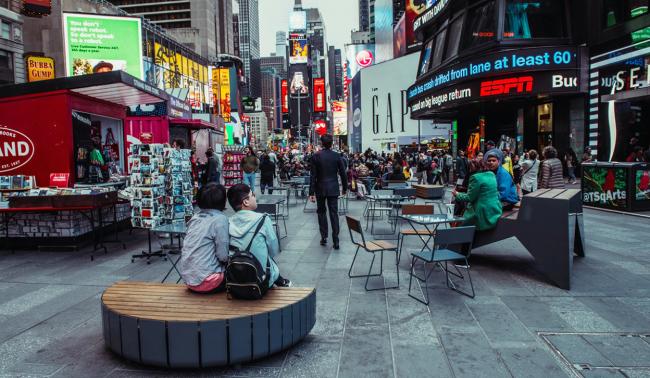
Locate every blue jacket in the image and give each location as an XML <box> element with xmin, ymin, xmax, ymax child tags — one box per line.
<box><xmin>495</xmin><ymin>166</ymin><xmax>519</xmax><ymax>204</ymax></box>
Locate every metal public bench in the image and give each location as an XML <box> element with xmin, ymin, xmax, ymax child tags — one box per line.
<box><xmin>101</xmin><ymin>281</ymin><xmax>316</xmax><ymax>368</ymax></box>
<box><xmin>472</xmin><ymin>189</ymin><xmax>586</xmax><ymax>290</ymax></box>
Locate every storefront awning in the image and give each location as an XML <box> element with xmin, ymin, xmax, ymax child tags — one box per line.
<box><xmin>170</xmin><ymin>118</ymin><xmax>221</xmax><ymax>132</ymax></box>
<box><xmin>0</xmin><ymin>71</ymin><xmax>169</xmax><ymax>107</ymax></box>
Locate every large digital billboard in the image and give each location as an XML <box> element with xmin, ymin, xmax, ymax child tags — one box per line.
<box><xmin>313</xmin><ymin>78</ymin><xmax>326</xmax><ymax>113</ymax></box>
<box><xmin>405</xmin><ymin>0</ymin><xmax>428</xmax><ymax>52</ymax></box>
<box><xmin>63</xmin><ymin>13</ymin><xmax>143</xmax><ymax>79</ymax></box>
<box><xmin>289</xmin><ymin>11</ymin><xmax>307</xmax><ymax>31</ymax></box>
<box><xmin>211</xmin><ymin>68</ymin><xmax>231</xmax><ymax>122</ymax></box>
<box><xmin>393</xmin><ymin>13</ymin><xmax>406</xmax><ymax>59</ymax></box>
<box><xmin>289</xmin><ymin>65</ymin><xmax>310</xmax><ymax>97</ymax></box>
<box><xmin>281</xmin><ymin>80</ymin><xmax>289</xmax><ymax>113</ymax></box>
<box><xmin>289</xmin><ymin>39</ymin><xmax>309</xmax><ymax>64</ymax></box>
<box><xmin>332</xmin><ymin>101</ymin><xmax>348</xmax><ymax>136</ymax></box>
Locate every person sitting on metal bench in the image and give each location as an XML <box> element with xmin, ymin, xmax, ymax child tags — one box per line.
<box><xmin>452</xmin><ymin>159</ymin><xmax>502</xmax><ymax>231</ymax></box>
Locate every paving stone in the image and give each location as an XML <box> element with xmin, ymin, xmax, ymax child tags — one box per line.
<box><xmin>501</xmin><ymin>296</ymin><xmax>572</xmax><ymax>332</ymax></box>
<box><xmin>498</xmin><ymin>345</ymin><xmax>570</xmax><ymax>378</ymax></box>
<box><xmin>543</xmin><ymin>334</ymin><xmax>613</xmax><ymax>367</ymax></box>
<box><xmin>578</xmin><ymin>297</ymin><xmax>650</xmax><ymax>332</ymax></box>
<box><xmin>281</xmin><ymin>335</ymin><xmax>341</xmax><ymax>378</ymax></box>
<box><xmin>345</xmin><ymin>292</ymin><xmax>388</xmax><ymax>328</ymax></box>
<box><xmin>438</xmin><ymin>330</ymin><xmax>511</xmax><ymax>378</ymax></box>
<box><xmin>582</xmin><ymin>334</ymin><xmax>650</xmax><ymax>367</ymax></box>
<box><xmin>338</xmin><ymin>326</ymin><xmax>393</xmax><ymax>378</ymax></box>
<box><xmin>466</xmin><ymin>302</ymin><xmax>536</xmax><ymax>344</ymax></box>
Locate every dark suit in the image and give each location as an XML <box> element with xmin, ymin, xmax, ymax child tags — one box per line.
<box><xmin>309</xmin><ymin>149</ymin><xmax>348</xmax><ymax>243</ymax></box>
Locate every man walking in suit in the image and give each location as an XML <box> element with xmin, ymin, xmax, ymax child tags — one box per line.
<box><xmin>309</xmin><ymin>134</ymin><xmax>348</xmax><ymax>250</ymax></box>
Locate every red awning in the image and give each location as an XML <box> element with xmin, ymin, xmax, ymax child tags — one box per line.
<box><xmin>169</xmin><ymin>118</ymin><xmax>220</xmax><ymax>131</ymax></box>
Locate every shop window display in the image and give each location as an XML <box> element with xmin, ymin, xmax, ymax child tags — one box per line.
<box><xmin>503</xmin><ymin>0</ymin><xmax>567</xmax><ymax>39</ymax></box>
<box><xmin>445</xmin><ymin>17</ymin><xmax>464</xmax><ymax>60</ymax></box>
<box><xmin>418</xmin><ymin>39</ymin><xmax>434</xmax><ymax>77</ymax></box>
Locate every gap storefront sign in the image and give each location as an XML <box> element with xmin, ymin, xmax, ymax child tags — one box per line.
<box><xmin>408</xmin><ymin>46</ymin><xmax>588</xmax><ymax>118</ymax></box>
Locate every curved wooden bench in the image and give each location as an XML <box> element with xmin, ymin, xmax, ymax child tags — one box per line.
<box><xmin>101</xmin><ymin>281</ymin><xmax>316</xmax><ymax>368</ymax></box>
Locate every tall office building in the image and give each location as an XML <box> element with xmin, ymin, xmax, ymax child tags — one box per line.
<box><xmin>261</xmin><ymin>67</ymin><xmax>281</xmax><ymax>132</ymax></box>
<box><xmin>233</xmin><ymin>13</ymin><xmax>240</xmax><ymax>57</ymax></box>
<box><xmin>237</xmin><ymin>0</ymin><xmax>261</xmax><ymax>98</ymax></box>
<box><xmin>327</xmin><ymin>46</ymin><xmax>343</xmax><ymax>101</ymax></box>
<box><xmin>0</xmin><ymin>0</ymin><xmax>24</xmax><ymax>85</ymax></box>
<box><xmin>275</xmin><ymin>31</ymin><xmax>287</xmax><ymax>59</ymax></box>
<box><xmin>260</xmin><ymin>56</ymin><xmax>286</xmax><ymax>81</ymax></box>
<box><xmin>217</xmin><ymin>0</ymin><xmax>235</xmax><ymax>55</ymax></box>
<box><xmin>107</xmin><ymin>0</ymin><xmax>219</xmax><ymax>58</ymax></box>
<box><xmin>246</xmin><ymin>111</ymin><xmax>268</xmax><ymax>149</ymax></box>
<box><xmin>358</xmin><ymin>0</ymin><xmax>376</xmax><ymax>42</ymax></box>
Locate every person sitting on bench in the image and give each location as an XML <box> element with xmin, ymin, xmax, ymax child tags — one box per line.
<box><xmin>484</xmin><ymin>148</ymin><xmax>519</xmax><ymax>211</ymax></box>
<box><xmin>179</xmin><ymin>183</ymin><xmax>230</xmax><ymax>294</ymax></box>
<box><xmin>452</xmin><ymin>159</ymin><xmax>502</xmax><ymax>231</ymax></box>
<box><xmin>227</xmin><ymin>184</ymin><xmax>292</xmax><ymax>288</ymax></box>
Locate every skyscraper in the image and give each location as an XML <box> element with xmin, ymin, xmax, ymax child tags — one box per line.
<box><xmin>260</xmin><ymin>56</ymin><xmax>287</xmax><ymax>81</ymax></box>
<box><xmin>237</xmin><ymin>0</ymin><xmax>261</xmax><ymax>98</ymax></box>
<box><xmin>359</xmin><ymin>0</ymin><xmax>370</xmax><ymax>32</ymax></box>
<box><xmin>261</xmin><ymin>67</ymin><xmax>281</xmax><ymax>132</ymax></box>
<box><xmin>233</xmin><ymin>13</ymin><xmax>240</xmax><ymax>57</ymax></box>
<box><xmin>217</xmin><ymin>0</ymin><xmax>235</xmax><ymax>55</ymax></box>
<box><xmin>275</xmin><ymin>31</ymin><xmax>287</xmax><ymax>59</ymax></box>
<box><xmin>327</xmin><ymin>46</ymin><xmax>343</xmax><ymax>101</ymax></box>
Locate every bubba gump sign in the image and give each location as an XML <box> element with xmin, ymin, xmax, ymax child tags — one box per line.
<box><xmin>0</xmin><ymin>126</ymin><xmax>35</xmax><ymax>173</ymax></box>
<box><xmin>26</xmin><ymin>56</ymin><xmax>55</xmax><ymax>82</ymax></box>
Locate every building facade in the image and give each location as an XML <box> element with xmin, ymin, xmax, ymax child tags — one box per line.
<box><xmin>217</xmin><ymin>0</ymin><xmax>235</xmax><ymax>56</ymax></box>
<box><xmin>261</xmin><ymin>66</ymin><xmax>281</xmax><ymax>132</ymax></box>
<box><xmin>0</xmin><ymin>0</ymin><xmax>24</xmax><ymax>85</ymax></box>
<box><xmin>233</xmin><ymin>13</ymin><xmax>240</xmax><ymax>57</ymax></box>
<box><xmin>246</xmin><ymin>111</ymin><xmax>268</xmax><ymax>149</ymax></box>
<box><xmin>275</xmin><ymin>31</ymin><xmax>287</xmax><ymax>59</ymax></box>
<box><xmin>260</xmin><ymin>55</ymin><xmax>286</xmax><ymax>81</ymax></box>
<box><xmin>107</xmin><ymin>0</ymin><xmax>219</xmax><ymax>58</ymax></box>
<box><xmin>327</xmin><ymin>46</ymin><xmax>343</xmax><ymax>101</ymax></box>
<box><xmin>237</xmin><ymin>0</ymin><xmax>261</xmax><ymax>98</ymax></box>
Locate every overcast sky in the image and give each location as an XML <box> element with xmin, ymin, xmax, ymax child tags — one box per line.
<box><xmin>257</xmin><ymin>0</ymin><xmax>359</xmax><ymax>56</ymax></box>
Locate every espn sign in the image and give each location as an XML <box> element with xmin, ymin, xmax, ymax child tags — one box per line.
<box><xmin>480</xmin><ymin>76</ymin><xmax>533</xmax><ymax>97</ymax></box>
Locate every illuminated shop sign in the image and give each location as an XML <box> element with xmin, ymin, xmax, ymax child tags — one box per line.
<box><xmin>410</xmin><ymin>69</ymin><xmax>582</xmax><ymax>116</ymax></box>
<box><xmin>408</xmin><ymin>46</ymin><xmax>584</xmax><ymax>101</ymax></box>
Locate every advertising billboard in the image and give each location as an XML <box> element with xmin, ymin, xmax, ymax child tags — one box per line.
<box><xmin>350</xmin><ymin>74</ymin><xmax>362</xmax><ymax>152</ymax></box>
<box><xmin>63</xmin><ymin>13</ymin><xmax>143</xmax><ymax>79</ymax></box>
<box><xmin>211</xmin><ymin>68</ymin><xmax>231</xmax><ymax>122</ymax></box>
<box><xmin>582</xmin><ymin>166</ymin><xmax>629</xmax><ymax>210</ymax></box>
<box><xmin>332</xmin><ymin>101</ymin><xmax>348</xmax><ymax>136</ymax></box>
<box><xmin>289</xmin><ymin>11</ymin><xmax>307</xmax><ymax>31</ymax></box>
<box><xmin>281</xmin><ymin>80</ymin><xmax>289</xmax><ymax>113</ymax></box>
<box><xmin>289</xmin><ymin>64</ymin><xmax>310</xmax><ymax>97</ymax></box>
<box><xmin>289</xmin><ymin>39</ymin><xmax>309</xmax><ymax>64</ymax></box>
<box><xmin>360</xmin><ymin>53</ymin><xmax>449</xmax><ymax>152</ymax></box>
<box><xmin>405</xmin><ymin>0</ymin><xmax>428</xmax><ymax>52</ymax></box>
<box><xmin>393</xmin><ymin>13</ymin><xmax>406</xmax><ymax>59</ymax></box>
<box><xmin>374</xmin><ymin>0</ymin><xmax>394</xmax><ymax>64</ymax></box>
<box><xmin>313</xmin><ymin>78</ymin><xmax>326</xmax><ymax>113</ymax></box>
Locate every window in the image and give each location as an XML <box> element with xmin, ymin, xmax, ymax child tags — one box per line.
<box><xmin>431</xmin><ymin>29</ymin><xmax>447</xmax><ymax>68</ymax></box>
<box><xmin>461</xmin><ymin>1</ymin><xmax>496</xmax><ymax>50</ymax></box>
<box><xmin>1</xmin><ymin>22</ymin><xmax>10</xmax><ymax>40</ymax></box>
<box><xmin>503</xmin><ymin>0</ymin><xmax>567</xmax><ymax>39</ymax></box>
<box><xmin>418</xmin><ymin>39</ymin><xmax>433</xmax><ymax>77</ymax></box>
<box><xmin>444</xmin><ymin>17</ymin><xmax>464</xmax><ymax>60</ymax></box>
<box><xmin>0</xmin><ymin>50</ymin><xmax>14</xmax><ymax>86</ymax></box>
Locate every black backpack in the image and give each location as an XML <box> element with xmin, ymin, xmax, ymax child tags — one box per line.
<box><xmin>226</xmin><ymin>216</ymin><xmax>271</xmax><ymax>300</ymax></box>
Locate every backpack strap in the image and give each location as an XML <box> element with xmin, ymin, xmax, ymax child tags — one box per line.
<box><xmin>244</xmin><ymin>215</ymin><xmax>268</xmax><ymax>253</ymax></box>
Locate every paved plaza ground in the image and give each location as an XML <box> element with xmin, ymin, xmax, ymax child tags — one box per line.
<box><xmin>1</xmin><ymin>192</ymin><xmax>650</xmax><ymax>378</ymax></box>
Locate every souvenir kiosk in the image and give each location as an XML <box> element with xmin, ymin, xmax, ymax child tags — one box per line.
<box><xmin>0</xmin><ymin>71</ymin><xmax>169</xmax><ymax>251</ymax></box>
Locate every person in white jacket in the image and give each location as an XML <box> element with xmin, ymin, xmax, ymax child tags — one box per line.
<box><xmin>520</xmin><ymin>149</ymin><xmax>540</xmax><ymax>195</ymax></box>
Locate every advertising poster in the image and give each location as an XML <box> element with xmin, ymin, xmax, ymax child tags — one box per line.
<box><xmin>63</xmin><ymin>13</ymin><xmax>143</xmax><ymax>79</ymax></box>
<box><xmin>345</xmin><ymin>44</ymin><xmax>375</xmax><ymax>82</ymax></box>
<box><xmin>289</xmin><ymin>65</ymin><xmax>310</xmax><ymax>97</ymax></box>
<box><xmin>393</xmin><ymin>13</ymin><xmax>406</xmax><ymax>59</ymax></box>
<box><xmin>582</xmin><ymin>166</ymin><xmax>628</xmax><ymax>210</ymax></box>
<box><xmin>289</xmin><ymin>39</ymin><xmax>309</xmax><ymax>64</ymax></box>
<box><xmin>281</xmin><ymin>80</ymin><xmax>289</xmax><ymax>113</ymax></box>
<box><xmin>211</xmin><ymin>68</ymin><xmax>231</xmax><ymax>122</ymax></box>
<box><xmin>405</xmin><ymin>0</ymin><xmax>428</xmax><ymax>52</ymax></box>
<box><xmin>332</xmin><ymin>101</ymin><xmax>348</xmax><ymax>136</ymax></box>
<box><xmin>313</xmin><ymin>78</ymin><xmax>326</xmax><ymax>113</ymax></box>
<box><xmin>635</xmin><ymin>169</ymin><xmax>650</xmax><ymax>203</ymax></box>
<box><xmin>350</xmin><ymin>74</ymin><xmax>362</xmax><ymax>152</ymax></box>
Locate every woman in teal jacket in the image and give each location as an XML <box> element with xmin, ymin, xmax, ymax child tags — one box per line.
<box><xmin>452</xmin><ymin>159</ymin><xmax>502</xmax><ymax>231</ymax></box>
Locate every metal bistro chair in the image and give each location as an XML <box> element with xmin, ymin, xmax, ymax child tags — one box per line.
<box><xmin>408</xmin><ymin>226</ymin><xmax>476</xmax><ymax>305</ymax></box>
<box><xmin>255</xmin><ymin>203</ymin><xmax>287</xmax><ymax>248</ymax></box>
<box><xmin>346</xmin><ymin>216</ymin><xmax>399</xmax><ymax>291</ymax></box>
<box><xmin>397</xmin><ymin>204</ymin><xmax>435</xmax><ymax>261</ymax></box>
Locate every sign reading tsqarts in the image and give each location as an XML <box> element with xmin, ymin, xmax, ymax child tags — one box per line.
<box><xmin>0</xmin><ymin>126</ymin><xmax>35</xmax><ymax>173</ymax></box>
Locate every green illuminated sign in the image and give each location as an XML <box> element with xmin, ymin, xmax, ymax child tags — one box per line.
<box><xmin>63</xmin><ymin>13</ymin><xmax>144</xmax><ymax>79</ymax></box>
